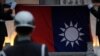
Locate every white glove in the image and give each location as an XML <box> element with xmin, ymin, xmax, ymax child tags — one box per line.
<box><xmin>10</xmin><ymin>2</ymin><xmax>17</xmax><ymax>9</ymax></box>
<box><xmin>88</xmin><ymin>4</ymin><xmax>94</xmax><ymax>9</ymax></box>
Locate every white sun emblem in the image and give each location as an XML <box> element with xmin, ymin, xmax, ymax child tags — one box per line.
<box><xmin>59</xmin><ymin>21</ymin><xmax>84</xmax><ymax>47</ymax></box>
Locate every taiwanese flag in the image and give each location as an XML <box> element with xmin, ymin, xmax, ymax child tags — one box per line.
<box><xmin>16</xmin><ymin>5</ymin><xmax>91</xmax><ymax>52</ymax></box>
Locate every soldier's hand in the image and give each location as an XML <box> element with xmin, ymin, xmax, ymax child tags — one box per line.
<box><xmin>88</xmin><ymin>4</ymin><xmax>94</xmax><ymax>9</ymax></box>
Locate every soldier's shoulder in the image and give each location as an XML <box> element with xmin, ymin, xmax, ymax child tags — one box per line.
<box><xmin>31</xmin><ymin>42</ymin><xmax>42</xmax><ymax>47</ymax></box>
<box><xmin>3</xmin><ymin>46</ymin><xmax>16</xmax><ymax>53</ymax></box>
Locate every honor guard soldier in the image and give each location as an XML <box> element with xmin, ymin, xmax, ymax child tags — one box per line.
<box><xmin>0</xmin><ymin>11</ymin><xmax>49</xmax><ymax>56</ymax></box>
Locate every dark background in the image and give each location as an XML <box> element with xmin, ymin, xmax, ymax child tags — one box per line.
<box><xmin>92</xmin><ymin>0</ymin><xmax>100</xmax><ymax>3</ymax></box>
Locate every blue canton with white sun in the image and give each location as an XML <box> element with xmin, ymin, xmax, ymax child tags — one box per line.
<box><xmin>59</xmin><ymin>21</ymin><xmax>84</xmax><ymax>47</ymax></box>
<box><xmin>52</xmin><ymin>6</ymin><xmax>90</xmax><ymax>52</ymax></box>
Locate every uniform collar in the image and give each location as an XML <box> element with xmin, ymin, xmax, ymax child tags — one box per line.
<box><xmin>14</xmin><ymin>35</ymin><xmax>32</xmax><ymax>45</ymax></box>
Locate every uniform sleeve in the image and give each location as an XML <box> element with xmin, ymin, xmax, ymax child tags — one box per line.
<box><xmin>90</xmin><ymin>7</ymin><xmax>100</xmax><ymax>19</ymax></box>
<box><xmin>3</xmin><ymin>9</ymin><xmax>14</xmax><ymax>21</ymax></box>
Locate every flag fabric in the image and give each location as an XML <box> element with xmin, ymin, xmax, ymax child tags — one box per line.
<box><xmin>16</xmin><ymin>5</ymin><xmax>91</xmax><ymax>52</ymax></box>
<box><xmin>52</xmin><ymin>6</ymin><xmax>91</xmax><ymax>52</ymax></box>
